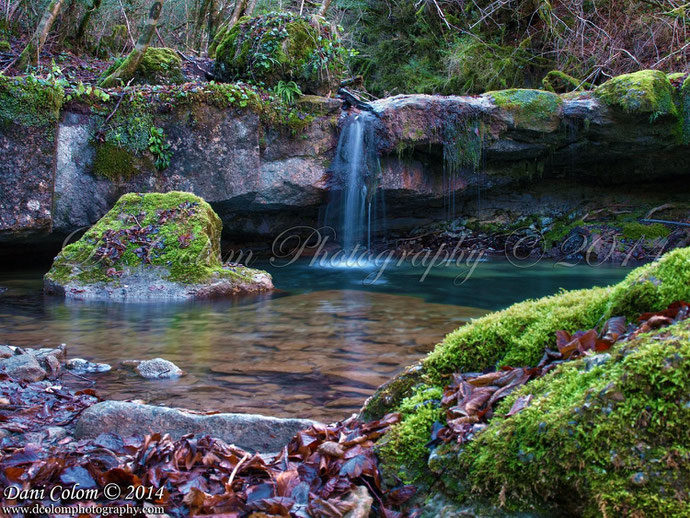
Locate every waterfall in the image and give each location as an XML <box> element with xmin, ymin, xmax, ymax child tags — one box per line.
<box><xmin>325</xmin><ymin>111</ymin><xmax>382</xmax><ymax>253</ymax></box>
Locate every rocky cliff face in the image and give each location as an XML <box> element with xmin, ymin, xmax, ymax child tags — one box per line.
<box><xmin>1</xmin><ymin>71</ymin><xmax>688</xmax><ymax>249</ymax></box>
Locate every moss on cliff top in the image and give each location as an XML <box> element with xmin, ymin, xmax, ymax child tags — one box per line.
<box><xmin>0</xmin><ymin>74</ymin><xmax>64</xmax><ymax>131</ymax></box>
<box><xmin>46</xmin><ymin>191</ymin><xmax>254</xmax><ymax>286</ymax></box>
<box><xmin>103</xmin><ymin>47</ymin><xmax>185</xmax><ymax>85</ymax></box>
<box><xmin>213</xmin><ymin>12</ymin><xmax>345</xmax><ymax>95</ymax></box>
<box><xmin>487</xmin><ymin>88</ymin><xmax>563</xmax><ymax>132</ymax></box>
<box><xmin>594</xmin><ymin>70</ymin><xmax>677</xmax><ymax>118</ymax></box>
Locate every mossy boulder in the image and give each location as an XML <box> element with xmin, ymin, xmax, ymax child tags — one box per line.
<box><xmin>44</xmin><ymin>192</ymin><xmax>273</xmax><ymax>301</ymax></box>
<box><xmin>487</xmin><ymin>88</ymin><xmax>563</xmax><ymax>132</ymax></box>
<box><xmin>594</xmin><ymin>70</ymin><xmax>677</xmax><ymax>117</ymax></box>
<box><xmin>369</xmin><ymin>247</ymin><xmax>690</xmax><ymax>515</ymax></box>
<box><xmin>441</xmin><ymin>318</ymin><xmax>690</xmax><ymax>517</ymax></box>
<box><xmin>212</xmin><ymin>12</ymin><xmax>344</xmax><ymax>95</ymax></box>
<box><xmin>103</xmin><ymin>47</ymin><xmax>185</xmax><ymax>85</ymax></box>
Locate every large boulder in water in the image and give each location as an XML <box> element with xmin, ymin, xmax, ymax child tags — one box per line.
<box><xmin>44</xmin><ymin>191</ymin><xmax>273</xmax><ymax>301</ymax></box>
<box><xmin>212</xmin><ymin>12</ymin><xmax>344</xmax><ymax>95</ymax></box>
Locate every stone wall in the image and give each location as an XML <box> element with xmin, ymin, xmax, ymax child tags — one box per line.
<box><xmin>1</xmin><ymin>71</ymin><xmax>689</xmax><ymax>248</ymax></box>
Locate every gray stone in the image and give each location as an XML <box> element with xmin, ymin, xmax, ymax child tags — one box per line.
<box><xmin>0</xmin><ymin>353</ymin><xmax>46</xmax><ymax>382</ymax></box>
<box><xmin>584</xmin><ymin>353</ymin><xmax>611</xmax><ymax>372</ymax></box>
<box><xmin>0</xmin><ymin>345</ymin><xmax>13</xmax><ymax>359</ymax></box>
<box><xmin>74</xmin><ymin>401</ymin><xmax>319</xmax><ymax>452</ymax></box>
<box><xmin>134</xmin><ymin>358</ymin><xmax>183</xmax><ymax>379</ymax></box>
<box><xmin>66</xmin><ymin>358</ymin><xmax>112</xmax><ymax>374</ymax></box>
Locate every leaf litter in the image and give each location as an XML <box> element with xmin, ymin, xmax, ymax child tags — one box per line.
<box><xmin>433</xmin><ymin>301</ymin><xmax>689</xmax><ymax>445</ymax></box>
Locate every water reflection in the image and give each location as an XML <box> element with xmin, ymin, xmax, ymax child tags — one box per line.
<box><xmin>0</xmin><ymin>259</ymin><xmax>631</xmax><ymax>421</ymax></box>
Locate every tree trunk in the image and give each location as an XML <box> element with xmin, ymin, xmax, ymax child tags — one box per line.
<box><xmin>17</xmin><ymin>0</ymin><xmax>67</xmax><ymax>70</ymax></box>
<box><xmin>244</xmin><ymin>0</ymin><xmax>258</xmax><ymax>18</ymax></box>
<box><xmin>75</xmin><ymin>0</ymin><xmax>103</xmax><ymax>46</ymax></box>
<box><xmin>206</xmin><ymin>0</ymin><xmax>221</xmax><ymax>48</ymax></box>
<box><xmin>194</xmin><ymin>0</ymin><xmax>211</xmax><ymax>51</ymax></box>
<box><xmin>228</xmin><ymin>0</ymin><xmax>247</xmax><ymax>28</ymax></box>
<box><xmin>317</xmin><ymin>0</ymin><xmax>332</xmax><ymax>17</ymax></box>
<box><xmin>100</xmin><ymin>0</ymin><xmax>165</xmax><ymax>88</ymax></box>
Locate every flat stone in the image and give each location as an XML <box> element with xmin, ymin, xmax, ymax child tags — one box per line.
<box><xmin>74</xmin><ymin>401</ymin><xmax>319</xmax><ymax>452</ymax></box>
<box><xmin>0</xmin><ymin>354</ymin><xmax>46</xmax><ymax>382</ymax></box>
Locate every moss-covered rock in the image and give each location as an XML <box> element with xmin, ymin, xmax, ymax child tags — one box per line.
<box><xmin>594</xmin><ymin>70</ymin><xmax>677</xmax><ymax>118</ymax></box>
<box><xmin>487</xmin><ymin>88</ymin><xmax>563</xmax><ymax>132</ymax></box>
<box><xmin>370</xmin><ymin>246</ymin><xmax>690</xmax><ymax>511</ymax></box>
<box><xmin>44</xmin><ymin>192</ymin><xmax>273</xmax><ymax>301</ymax></box>
<box><xmin>103</xmin><ymin>47</ymin><xmax>185</xmax><ymax>85</ymax></box>
<box><xmin>212</xmin><ymin>12</ymin><xmax>345</xmax><ymax>95</ymax></box>
<box><xmin>453</xmin><ymin>319</ymin><xmax>690</xmax><ymax>517</ymax></box>
<box><xmin>0</xmin><ymin>74</ymin><xmax>64</xmax><ymax>132</ymax></box>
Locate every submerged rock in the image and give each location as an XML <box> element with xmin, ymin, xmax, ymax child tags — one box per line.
<box><xmin>44</xmin><ymin>191</ymin><xmax>273</xmax><ymax>301</ymax></box>
<box><xmin>75</xmin><ymin>401</ymin><xmax>319</xmax><ymax>452</ymax></box>
<box><xmin>66</xmin><ymin>358</ymin><xmax>112</xmax><ymax>374</ymax></box>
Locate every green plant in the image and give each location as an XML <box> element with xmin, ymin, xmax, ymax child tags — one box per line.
<box><xmin>148</xmin><ymin>126</ymin><xmax>172</xmax><ymax>170</ymax></box>
<box><xmin>274</xmin><ymin>80</ymin><xmax>302</xmax><ymax>104</ymax></box>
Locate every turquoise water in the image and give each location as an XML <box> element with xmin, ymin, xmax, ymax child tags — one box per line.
<box><xmin>0</xmin><ymin>259</ymin><xmax>631</xmax><ymax>421</ymax></box>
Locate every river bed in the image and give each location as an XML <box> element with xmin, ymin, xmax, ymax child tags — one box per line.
<box><xmin>0</xmin><ymin>259</ymin><xmax>631</xmax><ymax>421</ymax></box>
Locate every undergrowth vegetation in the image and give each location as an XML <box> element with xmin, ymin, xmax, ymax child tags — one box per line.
<box><xmin>339</xmin><ymin>0</ymin><xmax>690</xmax><ymax>96</ymax></box>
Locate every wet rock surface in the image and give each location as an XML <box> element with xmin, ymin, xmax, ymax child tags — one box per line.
<box><xmin>75</xmin><ymin>401</ymin><xmax>320</xmax><ymax>452</ymax></box>
<box><xmin>44</xmin><ymin>192</ymin><xmax>274</xmax><ymax>301</ymax></box>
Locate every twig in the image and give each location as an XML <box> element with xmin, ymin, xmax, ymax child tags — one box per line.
<box><xmin>176</xmin><ymin>49</ymin><xmax>214</xmax><ymax>79</ymax></box>
<box><xmin>63</xmin><ymin>369</ymin><xmax>96</xmax><ymax>385</ymax></box>
<box><xmin>645</xmin><ymin>203</ymin><xmax>675</xmax><ymax>219</ymax></box>
<box><xmin>118</xmin><ymin>0</ymin><xmax>136</xmax><ymax>48</ymax></box>
<box><xmin>155</xmin><ymin>27</ymin><xmax>166</xmax><ymax>47</ymax></box>
<box><xmin>102</xmin><ymin>77</ymin><xmax>134</xmax><ymax>125</ymax></box>
<box><xmin>228</xmin><ymin>452</ymin><xmax>250</xmax><ymax>487</ymax></box>
<box><xmin>642</xmin><ymin>218</ymin><xmax>690</xmax><ymax>227</ymax></box>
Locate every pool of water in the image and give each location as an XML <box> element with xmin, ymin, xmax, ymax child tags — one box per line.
<box><xmin>0</xmin><ymin>259</ymin><xmax>631</xmax><ymax>422</ymax></box>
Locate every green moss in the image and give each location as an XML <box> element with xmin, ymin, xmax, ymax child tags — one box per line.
<box><xmin>213</xmin><ymin>12</ymin><xmax>345</xmax><ymax>94</ymax></box>
<box><xmin>92</xmin><ymin>142</ymin><xmax>138</xmax><ymax>180</ymax></box>
<box><xmin>620</xmin><ymin>222</ymin><xmax>671</xmax><ymax>241</ymax></box>
<box><xmin>0</xmin><ymin>40</ymin><xmax>9</xmax><ymax>52</ymax></box>
<box><xmin>542</xmin><ymin>219</ymin><xmax>585</xmax><ymax>248</ymax></box>
<box><xmin>374</xmin><ymin>246</ymin><xmax>690</xmax><ymax>488</ymax></box>
<box><xmin>445</xmin><ymin>36</ymin><xmax>548</xmax><ymax>95</ymax></box>
<box><xmin>606</xmin><ymin>247</ymin><xmax>690</xmax><ymax>320</ymax></box>
<box><xmin>138</xmin><ymin>47</ymin><xmax>184</xmax><ymax>85</ymax></box>
<box><xmin>457</xmin><ymin>320</ymin><xmax>690</xmax><ymax>517</ymax></box>
<box><xmin>0</xmin><ymin>74</ymin><xmax>64</xmax><ymax>133</ymax></box>
<box><xmin>376</xmin><ymin>385</ymin><xmax>444</xmax><ymax>485</ymax></box>
<box><xmin>680</xmin><ymin>76</ymin><xmax>690</xmax><ymax>144</ymax></box>
<box><xmin>594</xmin><ymin>70</ymin><xmax>677</xmax><ymax>118</ymax></box>
<box><xmin>102</xmin><ymin>93</ymin><xmax>153</xmax><ymax>152</ymax></box>
<box><xmin>488</xmin><ymin>89</ymin><xmax>563</xmax><ymax>132</ymax></box>
<box><xmin>103</xmin><ymin>47</ymin><xmax>184</xmax><ymax>85</ymax></box>
<box><xmin>45</xmin><ymin>192</ymin><xmax>258</xmax><ymax>286</ymax></box>
<box><xmin>541</xmin><ymin>70</ymin><xmax>592</xmax><ymax>93</ymax></box>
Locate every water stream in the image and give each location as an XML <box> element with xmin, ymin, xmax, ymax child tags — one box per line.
<box><xmin>0</xmin><ymin>260</ymin><xmax>631</xmax><ymax>422</ymax></box>
<box><xmin>324</xmin><ymin>111</ymin><xmax>382</xmax><ymax>252</ymax></box>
